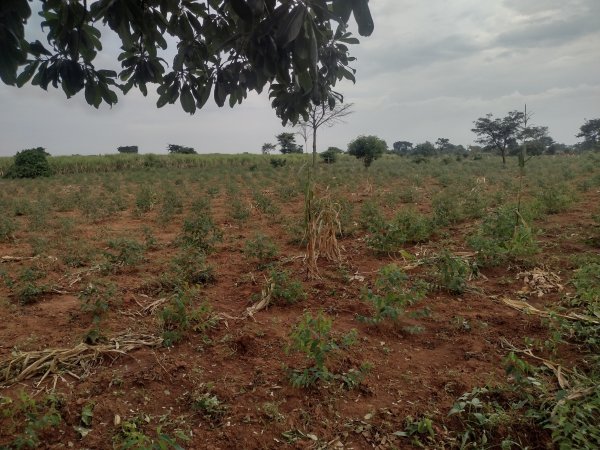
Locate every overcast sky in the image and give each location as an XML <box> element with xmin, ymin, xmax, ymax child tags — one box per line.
<box><xmin>1</xmin><ymin>0</ymin><xmax>599</xmax><ymax>156</ymax></box>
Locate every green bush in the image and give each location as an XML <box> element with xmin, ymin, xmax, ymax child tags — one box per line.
<box><xmin>320</xmin><ymin>147</ymin><xmax>343</xmax><ymax>164</ymax></box>
<box><xmin>4</xmin><ymin>147</ymin><xmax>52</xmax><ymax>179</ymax></box>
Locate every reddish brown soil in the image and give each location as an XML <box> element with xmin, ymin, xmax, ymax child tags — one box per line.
<box><xmin>0</xmin><ymin>180</ymin><xmax>598</xmax><ymax>449</ymax></box>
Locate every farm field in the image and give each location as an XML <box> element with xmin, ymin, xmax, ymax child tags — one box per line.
<box><xmin>0</xmin><ymin>152</ymin><xmax>599</xmax><ymax>449</ymax></box>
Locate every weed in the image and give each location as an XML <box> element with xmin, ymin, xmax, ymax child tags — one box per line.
<box><xmin>358</xmin><ymin>264</ymin><xmax>428</xmax><ymax>324</ymax></box>
<box><xmin>0</xmin><ymin>392</ymin><xmax>62</xmax><ymax>449</ymax></box>
<box><xmin>189</xmin><ymin>384</ymin><xmax>227</xmax><ymax>423</ymax></box>
<box><xmin>366</xmin><ymin>209</ymin><xmax>433</xmax><ymax>254</ymax></box>
<box><xmin>135</xmin><ymin>186</ymin><xmax>157</xmax><ymax>214</ymax></box>
<box><xmin>104</xmin><ymin>237</ymin><xmax>145</xmax><ymax>268</ymax></box>
<box><xmin>535</xmin><ymin>184</ymin><xmax>572</xmax><ymax>214</ymax></box>
<box><xmin>286</xmin><ymin>311</ymin><xmax>337</xmax><ymax>387</ymax></box>
<box><xmin>171</xmin><ymin>248</ymin><xmax>215</xmax><ymax>285</ymax></box>
<box><xmin>243</xmin><ymin>233</ymin><xmax>279</xmax><ymax>268</ymax></box>
<box><xmin>468</xmin><ymin>203</ymin><xmax>538</xmax><ymax>266</ymax></box>
<box><xmin>115</xmin><ymin>417</ymin><xmax>188</xmax><ymax>449</ymax></box>
<box><xmin>229</xmin><ymin>199</ymin><xmax>250</xmax><ymax>224</ymax></box>
<box><xmin>180</xmin><ymin>214</ymin><xmax>222</xmax><ymax>253</ymax></box>
<box><xmin>267</xmin><ymin>268</ymin><xmax>307</xmax><ymax>305</ymax></box>
<box><xmin>0</xmin><ymin>216</ymin><xmax>17</xmax><ymax>242</ymax></box>
<box><xmin>159</xmin><ymin>289</ymin><xmax>217</xmax><ymax>347</ymax></box>
<box><xmin>260</xmin><ymin>402</ymin><xmax>285</xmax><ymax>422</ymax></box>
<box><xmin>79</xmin><ymin>281</ymin><xmax>117</xmax><ymax>324</ymax></box>
<box><xmin>432</xmin><ymin>250</ymin><xmax>474</xmax><ymax>294</ymax></box>
<box><xmin>253</xmin><ymin>191</ymin><xmax>280</xmax><ymax>216</ymax></box>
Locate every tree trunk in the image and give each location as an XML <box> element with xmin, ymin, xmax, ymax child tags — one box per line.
<box><xmin>501</xmin><ymin>149</ymin><xmax>506</xmax><ymax>165</ymax></box>
<box><xmin>312</xmin><ymin>126</ymin><xmax>317</xmax><ymax>169</ymax></box>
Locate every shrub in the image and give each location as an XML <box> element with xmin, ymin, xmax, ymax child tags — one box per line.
<box><xmin>4</xmin><ymin>148</ymin><xmax>52</xmax><ymax>179</ymax></box>
<box><xmin>270</xmin><ymin>158</ymin><xmax>287</xmax><ymax>168</ymax></box>
<box><xmin>320</xmin><ymin>147</ymin><xmax>343</xmax><ymax>164</ymax></box>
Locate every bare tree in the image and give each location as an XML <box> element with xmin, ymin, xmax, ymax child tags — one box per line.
<box><xmin>297</xmin><ymin>103</ymin><xmax>354</xmax><ymax>167</ymax></box>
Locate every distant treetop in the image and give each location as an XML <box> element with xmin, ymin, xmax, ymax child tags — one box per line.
<box><xmin>167</xmin><ymin>144</ymin><xmax>196</xmax><ymax>154</ymax></box>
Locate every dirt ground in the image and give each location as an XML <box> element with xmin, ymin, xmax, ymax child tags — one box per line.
<box><xmin>0</xmin><ymin>164</ymin><xmax>598</xmax><ymax>449</ymax></box>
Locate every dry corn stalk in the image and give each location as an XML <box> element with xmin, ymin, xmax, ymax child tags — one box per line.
<box><xmin>517</xmin><ymin>267</ymin><xmax>563</xmax><ymax>297</ymax></box>
<box><xmin>304</xmin><ymin>188</ymin><xmax>343</xmax><ymax>278</ymax></box>
<box><xmin>501</xmin><ymin>297</ymin><xmax>600</xmax><ymax>324</ymax></box>
<box><xmin>0</xmin><ymin>333</ymin><xmax>162</xmax><ymax>387</ymax></box>
<box><xmin>244</xmin><ymin>278</ymin><xmax>274</xmax><ymax>319</ymax></box>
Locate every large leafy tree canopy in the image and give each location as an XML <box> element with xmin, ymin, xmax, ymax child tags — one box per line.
<box><xmin>471</xmin><ymin>111</ymin><xmax>524</xmax><ymax>164</ymax></box>
<box><xmin>0</xmin><ymin>0</ymin><xmax>373</xmax><ymax>124</ymax></box>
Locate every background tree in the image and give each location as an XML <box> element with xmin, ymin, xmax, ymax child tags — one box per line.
<box><xmin>576</xmin><ymin>118</ymin><xmax>600</xmax><ymax>150</ymax></box>
<box><xmin>296</xmin><ymin>102</ymin><xmax>354</xmax><ymax>167</ymax></box>
<box><xmin>167</xmin><ymin>144</ymin><xmax>196</xmax><ymax>155</ymax></box>
<box><xmin>117</xmin><ymin>146</ymin><xmax>138</xmax><ymax>154</ymax></box>
<box><xmin>413</xmin><ymin>141</ymin><xmax>437</xmax><ymax>157</ymax></box>
<box><xmin>392</xmin><ymin>141</ymin><xmax>413</xmax><ymax>156</ymax></box>
<box><xmin>320</xmin><ymin>146</ymin><xmax>343</xmax><ymax>164</ymax></box>
<box><xmin>276</xmin><ymin>133</ymin><xmax>303</xmax><ymax>154</ymax></box>
<box><xmin>261</xmin><ymin>143</ymin><xmax>276</xmax><ymax>155</ymax></box>
<box><xmin>1</xmin><ymin>0</ymin><xmax>373</xmax><ymax>124</ymax></box>
<box><xmin>4</xmin><ymin>147</ymin><xmax>52</xmax><ymax>179</ymax></box>
<box><xmin>472</xmin><ymin>111</ymin><xmax>524</xmax><ymax>165</ymax></box>
<box><xmin>347</xmin><ymin>135</ymin><xmax>387</xmax><ymax>168</ymax></box>
<box><xmin>515</xmin><ymin>125</ymin><xmax>553</xmax><ymax>156</ymax></box>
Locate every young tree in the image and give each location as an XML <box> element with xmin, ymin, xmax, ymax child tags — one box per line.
<box><xmin>167</xmin><ymin>144</ymin><xmax>196</xmax><ymax>154</ymax></box>
<box><xmin>276</xmin><ymin>133</ymin><xmax>303</xmax><ymax>154</ymax></box>
<box><xmin>296</xmin><ymin>103</ymin><xmax>354</xmax><ymax>167</ymax></box>
<box><xmin>347</xmin><ymin>135</ymin><xmax>387</xmax><ymax>168</ymax></box>
<box><xmin>261</xmin><ymin>143</ymin><xmax>276</xmax><ymax>155</ymax></box>
<box><xmin>2</xmin><ymin>1</ymin><xmax>374</xmax><ymax>124</ymax></box>
<box><xmin>576</xmin><ymin>118</ymin><xmax>600</xmax><ymax>150</ymax></box>
<box><xmin>472</xmin><ymin>111</ymin><xmax>524</xmax><ymax>165</ymax></box>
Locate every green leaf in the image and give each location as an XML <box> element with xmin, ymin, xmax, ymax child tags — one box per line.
<box><xmin>297</xmin><ymin>71</ymin><xmax>312</xmax><ymax>93</ymax></box>
<box><xmin>333</xmin><ymin>0</ymin><xmax>353</xmax><ymax>23</ymax></box>
<box><xmin>230</xmin><ymin>0</ymin><xmax>253</xmax><ymax>22</ymax></box>
<box><xmin>180</xmin><ymin>85</ymin><xmax>196</xmax><ymax>114</ymax></box>
<box><xmin>352</xmin><ymin>0</ymin><xmax>374</xmax><ymax>37</ymax></box>
<box><xmin>16</xmin><ymin>61</ymin><xmax>39</xmax><ymax>87</ymax></box>
<box><xmin>276</xmin><ymin>5</ymin><xmax>306</xmax><ymax>46</ymax></box>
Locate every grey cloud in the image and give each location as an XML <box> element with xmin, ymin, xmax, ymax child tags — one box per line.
<box><xmin>495</xmin><ymin>11</ymin><xmax>600</xmax><ymax>48</ymax></box>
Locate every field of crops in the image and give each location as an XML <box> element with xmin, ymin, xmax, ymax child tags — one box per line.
<box><xmin>0</xmin><ymin>152</ymin><xmax>599</xmax><ymax>449</ymax></box>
